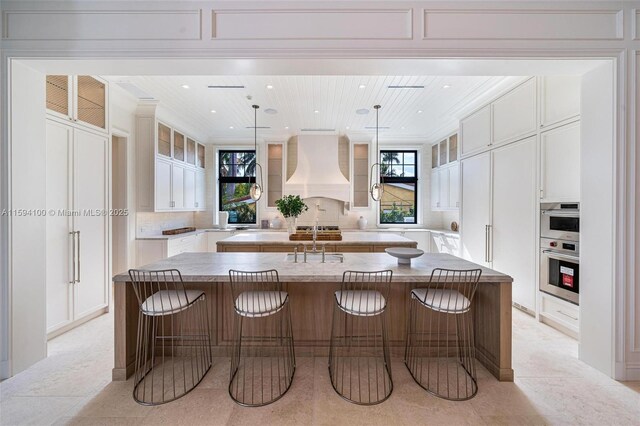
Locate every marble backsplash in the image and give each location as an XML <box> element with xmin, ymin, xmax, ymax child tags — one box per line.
<box><xmin>137</xmin><ymin>212</ymin><xmax>196</xmax><ymax>236</ymax></box>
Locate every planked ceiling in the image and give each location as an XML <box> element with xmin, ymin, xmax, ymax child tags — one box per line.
<box><xmin>108</xmin><ymin>75</ymin><xmax>517</xmax><ymax>143</ymax></box>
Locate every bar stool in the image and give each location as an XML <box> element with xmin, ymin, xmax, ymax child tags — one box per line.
<box><xmin>404</xmin><ymin>268</ymin><xmax>482</xmax><ymax>401</ymax></box>
<box><xmin>128</xmin><ymin>269</ymin><xmax>212</xmax><ymax>405</ymax></box>
<box><xmin>228</xmin><ymin>269</ymin><xmax>295</xmax><ymax>406</ymax></box>
<box><xmin>328</xmin><ymin>270</ymin><xmax>393</xmax><ymax>405</ymax></box>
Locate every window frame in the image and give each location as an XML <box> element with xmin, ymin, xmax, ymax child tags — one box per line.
<box><xmin>217</xmin><ymin>148</ymin><xmax>258</xmax><ymax>225</ymax></box>
<box><xmin>378</xmin><ymin>149</ymin><xmax>419</xmax><ymax>225</ymax></box>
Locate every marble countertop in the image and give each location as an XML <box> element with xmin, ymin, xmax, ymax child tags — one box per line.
<box><xmin>217</xmin><ymin>232</ymin><xmax>415</xmax><ymax>245</ymax></box>
<box><xmin>136</xmin><ymin>227</ymin><xmax>459</xmax><ymax>240</ymax></box>
<box><xmin>114</xmin><ymin>252</ymin><xmax>511</xmax><ymax>283</ymax></box>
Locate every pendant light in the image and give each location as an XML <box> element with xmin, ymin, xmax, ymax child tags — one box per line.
<box><xmin>249</xmin><ymin>104</ymin><xmax>263</xmax><ymax>201</ymax></box>
<box><xmin>370</xmin><ymin>104</ymin><xmax>384</xmax><ymax>201</ymax></box>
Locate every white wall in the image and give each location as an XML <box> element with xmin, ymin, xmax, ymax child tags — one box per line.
<box><xmin>579</xmin><ymin>62</ymin><xmax>616</xmax><ymax>376</ymax></box>
<box><xmin>7</xmin><ymin>61</ymin><xmax>47</xmax><ymax>375</ymax></box>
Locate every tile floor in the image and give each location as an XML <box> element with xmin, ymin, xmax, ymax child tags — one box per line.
<box><xmin>1</xmin><ymin>309</ymin><xmax>638</xmax><ymax>425</ymax></box>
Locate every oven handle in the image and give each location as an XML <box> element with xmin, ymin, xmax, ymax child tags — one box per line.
<box><xmin>542</xmin><ymin>250</ymin><xmax>580</xmax><ymax>262</ymax></box>
<box><xmin>541</xmin><ymin>210</ymin><xmax>580</xmax><ymax>217</ymax></box>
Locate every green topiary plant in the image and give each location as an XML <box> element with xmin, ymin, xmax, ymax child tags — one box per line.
<box><xmin>275</xmin><ymin>195</ymin><xmax>308</xmax><ymax>218</ymax></box>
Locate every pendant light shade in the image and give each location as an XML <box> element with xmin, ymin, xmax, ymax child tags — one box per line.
<box><xmin>370</xmin><ymin>105</ymin><xmax>384</xmax><ymax>201</ymax></box>
<box><xmin>250</xmin><ymin>104</ymin><xmax>263</xmax><ymax>201</ymax></box>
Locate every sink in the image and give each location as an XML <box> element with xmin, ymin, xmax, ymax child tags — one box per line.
<box><xmin>284</xmin><ymin>252</ymin><xmax>345</xmax><ymax>263</ymax></box>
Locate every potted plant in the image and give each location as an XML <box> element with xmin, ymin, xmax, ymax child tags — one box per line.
<box><xmin>275</xmin><ymin>195</ymin><xmax>308</xmax><ymax>234</ymax></box>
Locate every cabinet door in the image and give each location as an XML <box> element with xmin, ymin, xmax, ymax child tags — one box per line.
<box><xmin>492</xmin><ymin>78</ymin><xmax>537</xmax><ymax>146</ymax></box>
<box><xmin>540</xmin><ymin>76</ymin><xmax>580</xmax><ymax>127</ymax></box>
<box><xmin>45</xmin><ymin>120</ymin><xmax>74</xmax><ymax>332</ymax></box>
<box><xmin>541</xmin><ymin>121</ymin><xmax>580</xmax><ymax>202</ymax></box>
<box><xmin>460</xmin><ymin>152</ymin><xmax>491</xmax><ymax>267</ymax></box>
<box><xmin>195</xmin><ymin>169</ymin><xmax>206</xmax><ymax>210</ymax></box>
<box><xmin>430</xmin><ymin>168</ymin><xmax>440</xmax><ymax>210</ymax></box>
<box><xmin>460</xmin><ymin>105</ymin><xmax>491</xmax><ymax>157</ymax></box>
<box><xmin>492</xmin><ymin>136</ymin><xmax>537</xmax><ymax>312</ymax></box>
<box><xmin>75</xmin><ymin>76</ymin><xmax>107</xmax><ymax>131</ymax></box>
<box><xmin>438</xmin><ymin>167</ymin><xmax>450</xmax><ymax>210</ymax></box>
<box><xmin>172</xmin><ymin>164</ymin><xmax>185</xmax><ymax>209</ymax></box>
<box><xmin>448</xmin><ymin>162</ymin><xmax>460</xmax><ymax>209</ymax></box>
<box><xmin>183</xmin><ymin>167</ymin><xmax>196</xmax><ymax>210</ymax></box>
<box><xmin>73</xmin><ymin>128</ymin><xmax>109</xmax><ymax>318</ymax></box>
<box><xmin>46</xmin><ymin>75</ymin><xmax>71</xmax><ymax>120</ymax></box>
<box><xmin>155</xmin><ymin>159</ymin><xmax>172</xmax><ymax>211</ymax></box>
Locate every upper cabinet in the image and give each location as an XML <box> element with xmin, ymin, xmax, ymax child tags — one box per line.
<box><xmin>353</xmin><ymin>143</ymin><xmax>370</xmax><ymax>208</ymax></box>
<box><xmin>431</xmin><ymin>132</ymin><xmax>460</xmax><ymax>211</ymax></box>
<box><xmin>136</xmin><ymin>105</ymin><xmax>206</xmax><ymax>212</ymax></box>
<box><xmin>540</xmin><ymin>120</ymin><xmax>580</xmax><ymax>202</ymax></box>
<box><xmin>460</xmin><ymin>105</ymin><xmax>491</xmax><ymax>157</ymax></box>
<box><xmin>460</xmin><ymin>78</ymin><xmax>537</xmax><ymax>158</ymax></box>
<box><xmin>540</xmin><ymin>76</ymin><xmax>581</xmax><ymax>128</ymax></box>
<box><xmin>491</xmin><ymin>78</ymin><xmax>537</xmax><ymax>146</ymax></box>
<box><xmin>267</xmin><ymin>143</ymin><xmax>284</xmax><ymax>208</ymax></box>
<box><xmin>46</xmin><ymin>75</ymin><xmax>108</xmax><ymax>133</ymax></box>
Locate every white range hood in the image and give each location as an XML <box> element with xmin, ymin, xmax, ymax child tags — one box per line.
<box><xmin>285</xmin><ymin>135</ymin><xmax>350</xmax><ymax>202</ymax></box>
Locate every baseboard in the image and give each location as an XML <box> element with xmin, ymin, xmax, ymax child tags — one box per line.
<box><xmin>618</xmin><ymin>362</ymin><xmax>640</xmax><ymax>381</ymax></box>
<box><xmin>47</xmin><ymin>307</ymin><xmax>109</xmax><ymax>340</ymax></box>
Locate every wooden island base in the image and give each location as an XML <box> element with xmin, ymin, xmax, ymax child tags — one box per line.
<box><xmin>114</xmin><ymin>255</ymin><xmax>513</xmax><ymax>383</ymax></box>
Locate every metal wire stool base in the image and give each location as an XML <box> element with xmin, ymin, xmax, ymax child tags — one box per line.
<box><xmin>404</xmin><ymin>299</ymin><xmax>478</xmax><ymax>401</ymax></box>
<box><xmin>328</xmin><ymin>312</ymin><xmax>393</xmax><ymax>405</ymax></box>
<box><xmin>133</xmin><ymin>296</ymin><xmax>212</xmax><ymax>406</ymax></box>
<box><xmin>229</xmin><ymin>303</ymin><xmax>296</xmax><ymax>407</ymax></box>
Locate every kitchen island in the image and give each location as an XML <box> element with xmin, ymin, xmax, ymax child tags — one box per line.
<box><xmin>112</xmin><ymin>252</ymin><xmax>513</xmax><ymax>382</ymax></box>
<box><xmin>216</xmin><ymin>231</ymin><xmax>417</xmax><ymax>252</ymax></box>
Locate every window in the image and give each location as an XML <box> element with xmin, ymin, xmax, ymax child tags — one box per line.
<box><xmin>219</xmin><ymin>150</ymin><xmax>257</xmax><ymax>224</ymax></box>
<box><xmin>379</xmin><ymin>150</ymin><xmax>418</xmax><ymax>224</ymax></box>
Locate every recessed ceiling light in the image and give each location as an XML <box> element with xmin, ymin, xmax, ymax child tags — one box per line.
<box><xmin>266</xmin><ymin>84</ymin><xmax>274</xmax><ymax>89</ymax></box>
<box><xmin>181</xmin><ymin>84</ymin><xmax>190</xmax><ymax>89</ymax></box>
<box><xmin>264</xmin><ymin>108</ymin><xmax>278</xmax><ymax>115</ymax></box>
<box><xmin>229</xmin><ymin>126</ymin><xmax>234</xmax><ymax>129</ymax></box>
<box><xmin>356</xmin><ymin>108</ymin><xmax>369</xmax><ymax>115</ymax></box>
<box><xmin>346</xmin><ymin>126</ymin><xmax>350</xmax><ymax>130</ymax></box>
<box><xmin>210</xmin><ymin>110</ymin><xmax>217</xmax><ymax>113</ymax></box>
<box><xmin>401</xmin><ymin>126</ymin><xmax>405</xmax><ymax>130</ymax></box>
<box><xmin>443</xmin><ymin>84</ymin><xmax>452</xmax><ymax>89</ymax></box>
<box><xmin>314</xmin><ymin>110</ymin><xmax>320</xmax><ymax>114</ymax></box>
<box><xmin>417</xmin><ymin>110</ymin><xmax>423</xmax><ymax>114</ymax></box>
<box><xmin>359</xmin><ymin>84</ymin><xmax>366</xmax><ymax>89</ymax></box>
<box><xmin>285</xmin><ymin>126</ymin><xmax>289</xmax><ymax>129</ymax></box>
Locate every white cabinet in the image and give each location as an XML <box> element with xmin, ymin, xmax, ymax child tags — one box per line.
<box><xmin>136</xmin><ymin>104</ymin><xmax>205</xmax><ymax>212</ymax></box>
<box><xmin>395</xmin><ymin>231</ymin><xmax>430</xmax><ymax>252</ymax></box>
<box><xmin>46</xmin><ymin>75</ymin><xmax>109</xmax><ymax>133</ymax></box>
<box><xmin>431</xmin><ymin>162</ymin><xmax>459</xmax><ymax>211</ymax></box>
<box><xmin>184</xmin><ymin>168</ymin><xmax>196</xmax><ymax>210</ymax></box>
<box><xmin>448</xmin><ymin>162</ymin><xmax>460</xmax><ymax>209</ymax></box>
<box><xmin>136</xmin><ymin>232</ymin><xmax>215</xmax><ymax>267</ymax></box>
<box><xmin>460</xmin><ymin>105</ymin><xmax>491</xmax><ymax>157</ymax></box>
<box><xmin>195</xmin><ymin>169</ymin><xmax>206</xmax><ymax>211</ymax></box>
<box><xmin>541</xmin><ymin>121</ymin><xmax>581</xmax><ymax>202</ymax></box>
<box><xmin>430</xmin><ymin>232</ymin><xmax>460</xmax><ymax>256</ymax></box>
<box><xmin>540</xmin><ymin>76</ymin><xmax>581</xmax><ymax>128</ymax></box>
<box><xmin>461</xmin><ymin>137</ymin><xmax>537</xmax><ymax>312</ymax></box>
<box><xmin>492</xmin><ymin>78</ymin><xmax>537</xmax><ymax>146</ymax></box>
<box><xmin>45</xmin><ymin>119</ymin><xmax>109</xmax><ymax>337</ymax></box>
<box><xmin>491</xmin><ymin>137</ymin><xmax>537</xmax><ymax>312</ymax></box>
<box><xmin>460</xmin><ymin>152</ymin><xmax>492</xmax><ymax>267</ymax></box>
<box><xmin>539</xmin><ymin>292</ymin><xmax>579</xmax><ymax>338</ymax></box>
<box><xmin>155</xmin><ymin>159</ymin><xmax>172</xmax><ymax>210</ymax></box>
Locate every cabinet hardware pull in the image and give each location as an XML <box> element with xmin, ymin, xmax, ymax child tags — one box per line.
<box><xmin>69</xmin><ymin>231</ymin><xmax>76</xmax><ymax>284</ymax></box>
<box><xmin>556</xmin><ymin>310</ymin><xmax>578</xmax><ymax>321</ymax></box>
<box><xmin>75</xmin><ymin>231</ymin><xmax>81</xmax><ymax>283</ymax></box>
<box><xmin>485</xmin><ymin>225</ymin><xmax>490</xmax><ymax>263</ymax></box>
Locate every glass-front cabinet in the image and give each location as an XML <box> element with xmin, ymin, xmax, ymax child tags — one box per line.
<box><xmin>431</xmin><ymin>132</ymin><xmax>460</xmax><ymax>211</ymax></box>
<box><xmin>45</xmin><ymin>75</ymin><xmax>108</xmax><ymax>132</ymax></box>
